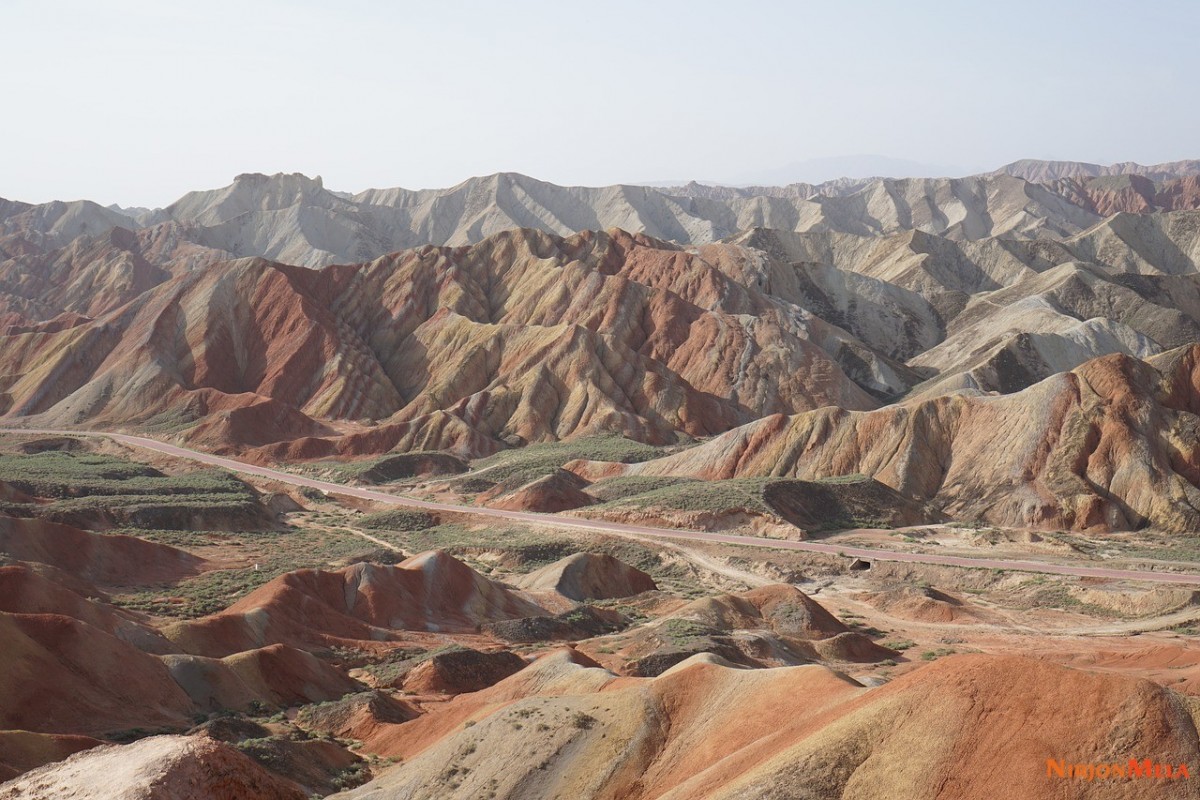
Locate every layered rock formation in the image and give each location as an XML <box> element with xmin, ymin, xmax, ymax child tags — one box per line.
<box><xmin>570</xmin><ymin>347</ymin><xmax>1200</xmax><ymax>533</ymax></box>
<box><xmin>165</xmin><ymin>551</ymin><xmax>549</xmax><ymax>658</ymax></box>
<box><xmin>336</xmin><ymin>652</ymin><xmax>1200</xmax><ymax>800</ymax></box>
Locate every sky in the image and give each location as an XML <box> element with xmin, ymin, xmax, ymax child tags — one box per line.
<box><xmin>3</xmin><ymin>0</ymin><xmax>1198</xmax><ymax>206</ymax></box>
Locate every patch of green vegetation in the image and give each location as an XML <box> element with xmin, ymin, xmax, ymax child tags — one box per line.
<box><xmin>0</xmin><ymin>451</ymin><xmax>259</xmax><ymax>527</ymax></box>
<box><xmin>1117</xmin><ymin>537</ymin><xmax>1200</xmax><ymax>563</ymax></box>
<box><xmin>453</xmin><ymin>477</ymin><xmax>495</xmax><ymax>494</ymax></box>
<box><xmin>920</xmin><ymin>647</ymin><xmax>956</xmax><ymax>661</ymax></box>
<box><xmin>357</xmin><ymin>509</ymin><xmax>436</xmax><ymax>532</ymax></box>
<box><xmin>816</xmin><ymin>473</ymin><xmax>869</xmax><ymax>485</ymax></box>
<box><xmin>813</xmin><ymin>517</ymin><xmax>894</xmax><ymax>532</ymax></box>
<box><xmin>234</xmin><ymin>737</ymin><xmax>292</xmax><ymax>770</ymax></box>
<box><xmin>332</xmin><ymin>763</ymin><xmax>371</xmax><ymax>791</ymax></box>
<box><xmin>882</xmin><ymin>640</ymin><xmax>915</xmax><ymax>651</ymax></box>
<box><xmin>285</xmin><ymin>456</ymin><xmax>392</xmax><ymax>485</ymax></box>
<box><xmin>592</xmin><ymin>600</ymin><xmax>650</xmax><ymax>623</ymax></box>
<box><xmin>658</xmin><ymin>618</ymin><xmax>719</xmax><ymax>647</ymax></box>
<box><xmin>1019</xmin><ymin>583</ymin><xmax>1127</xmax><ymax>618</ymax></box>
<box><xmin>471</xmin><ymin>435</ymin><xmax>675</xmax><ymax>487</ymax></box>
<box><xmin>590</xmin><ymin>477</ymin><xmax>775</xmax><ymax>514</ymax></box>
<box><xmin>110</xmin><ymin>527</ymin><xmax>221</xmax><ymax>547</ymax></box>
<box><xmin>356</xmin><ymin>644</ymin><xmax>466</xmax><ymax>686</ymax></box>
<box><xmin>846</xmin><ymin>621</ymin><xmax>887</xmax><ymax>637</ymax></box>
<box><xmin>586</xmin><ymin>475</ymin><xmax>698</xmax><ymax>503</ymax></box>
<box><xmin>135</xmin><ymin>408</ymin><xmax>201</xmax><ymax>435</ymax></box>
<box><xmin>0</xmin><ymin>451</ymin><xmax>245</xmax><ymax>498</ymax></box>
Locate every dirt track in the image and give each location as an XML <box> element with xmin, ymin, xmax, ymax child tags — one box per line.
<box><xmin>8</xmin><ymin>428</ymin><xmax>1200</xmax><ymax>587</ymax></box>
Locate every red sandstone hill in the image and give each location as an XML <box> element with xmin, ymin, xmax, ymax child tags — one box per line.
<box><xmin>166</xmin><ymin>551</ymin><xmax>548</xmax><ymax>658</ymax></box>
<box><xmin>162</xmin><ymin>643</ymin><xmax>362</xmax><ymax>713</ymax></box>
<box><xmin>0</xmin><ymin>611</ymin><xmax>195</xmax><ymax>736</ymax></box>
<box><xmin>0</xmin><ymin>559</ymin><xmax>364</xmax><ymax>737</ymax></box>
<box><xmin>1050</xmin><ymin>174</ymin><xmax>1200</xmax><ymax>216</ymax></box>
<box><xmin>0</xmin><ymin>562</ymin><xmax>174</xmax><ymax>653</ymax></box>
<box><xmin>0</xmin><ymin>515</ymin><xmax>204</xmax><ymax>587</ymax></box>
<box><xmin>335</xmin><ymin>652</ymin><xmax>1200</xmax><ymax>800</ymax></box>
<box><xmin>0</xmin><ymin>228</ymin><xmax>899</xmax><ymax>457</ymax></box>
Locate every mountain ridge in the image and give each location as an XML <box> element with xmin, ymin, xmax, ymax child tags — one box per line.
<box><xmin>4</xmin><ymin>158</ymin><xmax>1199</xmax><ymax>271</ymax></box>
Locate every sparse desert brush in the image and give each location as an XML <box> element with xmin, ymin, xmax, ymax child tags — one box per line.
<box><xmin>571</xmin><ymin>712</ymin><xmax>597</xmax><ymax>730</ymax></box>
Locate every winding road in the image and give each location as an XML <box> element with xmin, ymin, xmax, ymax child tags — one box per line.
<box><xmin>7</xmin><ymin>428</ymin><xmax>1200</xmax><ymax>586</ymax></box>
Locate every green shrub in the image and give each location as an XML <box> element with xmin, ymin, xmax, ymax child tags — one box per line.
<box><xmin>357</xmin><ymin>509</ymin><xmax>436</xmax><ymax>531</ymax></box>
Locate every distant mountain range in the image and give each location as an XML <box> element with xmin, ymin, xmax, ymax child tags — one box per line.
<box><xmin>3</xmin><ymin>159</ymin><xmax>1199</xmax><ymax>270</ymax></box>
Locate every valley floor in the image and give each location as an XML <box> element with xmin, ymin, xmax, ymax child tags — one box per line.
<box><xmin>1</xmin><ymin>429</ymin><xmax>1198</xmax><ymax>799</ymax></box>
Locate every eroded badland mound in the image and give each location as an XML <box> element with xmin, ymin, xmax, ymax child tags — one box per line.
<box><xmin>517</xmin><ymin>552</ymin><xmax>657</xmax><ymax>601</ymax></box>
<box><xmin>0</xmin><ymin>734</ymin><xmax>307</xmax><ymax>800</ymax></box>
<box><xmin>336</xmin><ymin>653</ymin><xmax>1200</xmax><ymax>800</ymax></box>
<box><xmin>166</xmin><ymin>551</ymin><xmax>549</xmax><ymax>657</ymax></box>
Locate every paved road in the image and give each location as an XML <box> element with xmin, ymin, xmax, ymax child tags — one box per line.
<box><xmin>7</xmin><ymin>428</ymin><xmax>1200</xmax><ymax>586</ymax></box>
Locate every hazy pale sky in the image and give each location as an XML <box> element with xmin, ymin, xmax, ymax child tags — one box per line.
<box><xmin>4</xmin><ymin>0</ymin><xmax>1198</xmax><ymax>206</ymax></box>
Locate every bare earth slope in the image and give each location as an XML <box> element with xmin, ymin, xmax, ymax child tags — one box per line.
<box><xmin>0</xmin><ymin>734</ymin><xmax>306</xmax><ymax>800</ymax></box>
<box><xmin>336</xmin><ymin>653</ymin><xmax>1200</xmax><ymax>800</ymax></box>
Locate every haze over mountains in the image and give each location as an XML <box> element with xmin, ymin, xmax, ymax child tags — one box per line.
<box><xmin>4</xmin><ymin>158</ymin><xmax>1200</xmax><ymax>533</ymax></box>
